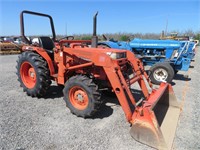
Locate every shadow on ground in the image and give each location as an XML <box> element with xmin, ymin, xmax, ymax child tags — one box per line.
<box><xmin>93</xmin><ymin>89</ymin><xmax>145</xmax><ymax>119</ymax></box>
<box><xmin>92</xmin><ymin>94</ymin><xmax>117</xmax><ymax>119</ymax></box>
<box><xmin>44</xmin><ymin>85</ymin><xmax>64</xmax><ymax>99</ymax></box>
<box><xmin>42</xmin><ymin>84</ymin><xmax>149</xmax><ymax>120</ymax></box>
<box><xmin>189</xmin><ymin>65</ymin><xmax>194</xmax><ymax>68</ymax></box>
<box><xmin>173</xmin><ymin>74</ymin><xmax>191</xmax><ymax>81</ymax></box>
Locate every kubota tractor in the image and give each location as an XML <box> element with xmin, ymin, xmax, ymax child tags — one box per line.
<box><xmin>16</xmin><ymin>10</ymin><xmax>181</xmax><ymax>149</ymax></box>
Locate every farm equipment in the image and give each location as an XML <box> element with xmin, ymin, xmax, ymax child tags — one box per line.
<box><xmin>0</xmin><ymin>37</ymin><xmax>23</xmax><ymax>55</ymax></box>
<box><xmin>16</xmin><ymin>10</ymin><xmax>181</xmax><ymax>149</ymax></box>
<box><xmin>160</xmin><ymin>31</ymin><xmax>190</xmax><ymax>41</ymax></box>
<box><xmin>98</xmin><ymin>37</ymin><xmax>192</xmax><ymax>84</ymax></box>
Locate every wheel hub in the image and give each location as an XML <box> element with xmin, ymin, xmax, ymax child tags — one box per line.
<box><xmin>69</xmin><ymin>86</ymin><xmax>89</xmax><ymax>110</ymax></box>
<box><xmin>153</xmin><ymin>68</ymin><xmax>168</xmax><ymax>81</ymax></box>
<box><xmin>76</xmin><ymin>93</ymin><xmax>84</xmax><ymax>102</ymax></box>
<box><xmin>28</xmin><ymin>68</ymin><xmax>36</xmax><ymax>79</ymax></box>
<box><xmin>20</xmin><ymin>61</ymin><xmax>37</xmax><ymax>89</ymax></box>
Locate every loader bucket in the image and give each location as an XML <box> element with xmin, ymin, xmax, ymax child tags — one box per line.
<box><xmin>130</xmin><ymin>83</ymin><xmax>180</xmax><ymax>150</ymax></box>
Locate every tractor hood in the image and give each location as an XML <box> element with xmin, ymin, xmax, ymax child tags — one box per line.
<box><xmin>129</xmin><ymin>38</ymin><xmax>181</xmax><ymax>49</ymax></box>
<box><xmin>98</xmin><ymin>40</ymin><xmax>132</xmax><ymax>50</ymax></box>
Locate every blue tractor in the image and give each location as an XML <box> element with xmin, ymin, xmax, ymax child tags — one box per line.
<box><xmin>98</xmin><ymin>36</ymin><xmax>193</xmax><ymax>85</ymax></box>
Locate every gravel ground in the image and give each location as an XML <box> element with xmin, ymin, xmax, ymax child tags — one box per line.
<box><xmin>0</xmin><ymin>47</ymin><xmax>199</xmax><ymax>150</ymax></box>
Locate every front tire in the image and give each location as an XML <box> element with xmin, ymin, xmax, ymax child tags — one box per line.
<box><xmin>63</xmin><ymin>75</ymin><xmax>102</xmax><ymax>118</ymax></box>
<box><xmin>16</xmin><ymin>51</ymin><xmax>51</xmax><ymax>97</ymax></box>
<box><xmin>149</xmin><ymin>62</ymin><xmax>174</xmax><ymax>85</ymax></box>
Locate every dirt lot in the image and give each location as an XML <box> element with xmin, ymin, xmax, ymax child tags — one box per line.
<box><xmin>0</xmin><ymin>47</ymin><xmax>200</xmax><ymax>150</ymax></box>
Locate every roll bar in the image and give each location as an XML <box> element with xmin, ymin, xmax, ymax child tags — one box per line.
<box><xmin>20</xmin><ymin>10</ymin><xmax>56</xmax><ymax>44</ymax></box>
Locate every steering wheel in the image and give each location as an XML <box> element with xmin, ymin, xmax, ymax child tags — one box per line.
<box><xmin>59</xmin><ymin>36</ymin><xmax>74</xmax><ymax>41</ymax></box>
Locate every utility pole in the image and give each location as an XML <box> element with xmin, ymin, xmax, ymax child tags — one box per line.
<box><xmin>165</xmin><ymin>16</ymin><xmax>168</xmax><ymax>36</ymax></box>
<box><xmin>65</xmin><ymin>23</ymin><xmax>67</xmax><ymax>36</ymax></box>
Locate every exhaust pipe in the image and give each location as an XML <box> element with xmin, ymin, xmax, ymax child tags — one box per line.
<box><xmin>91</xmin><ymin>12</ymin><xmax>98</xmax><ymax>48</ymax></box>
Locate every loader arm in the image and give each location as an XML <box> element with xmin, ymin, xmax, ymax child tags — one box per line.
<box><xmin>103</xmin><ymin>60</ymin><xmax>181</xmax><ymax>149</ymax></box>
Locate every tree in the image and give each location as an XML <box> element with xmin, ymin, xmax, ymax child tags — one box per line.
<box><xmin>194</xmin><ymin>33</ymin><xmax>200</xmax><ymax>41</ymax></box>
<box><xmin>120</xmin><ymin>35</ymin><xmax>130</xmax><ymax>41</ymax></box>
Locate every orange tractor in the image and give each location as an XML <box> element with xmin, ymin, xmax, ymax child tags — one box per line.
<box><xmin>16</xmin><ymin>10</ymin><xmax>181</xmax><ymax>149</ymax></box>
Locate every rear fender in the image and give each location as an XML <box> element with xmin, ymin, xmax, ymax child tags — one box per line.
<box><xmin>22</xmin><ymin>46</ymin><xmax>55</xmax><ymax>75</ymax></box>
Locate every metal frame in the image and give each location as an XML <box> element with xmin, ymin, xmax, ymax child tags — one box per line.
<box><xmin>20</xmin><ymin>10</ymin><xmax>56</xmax><ymax>44</ymax></box>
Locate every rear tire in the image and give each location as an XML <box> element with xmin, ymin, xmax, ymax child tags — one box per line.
<box><xmin>63</xmin><ymin>75</ymin><xmax>102</xmax><ymax>118</ymax></box>
<box><xmin>149</xmin><ymin>62</ymin><xmax>174</xmax><ymax>85</ymax></box>
<box><xmin>16</xmin><ymin>51</ymin><xmax>51</xmax><ymax>97</ymax></box>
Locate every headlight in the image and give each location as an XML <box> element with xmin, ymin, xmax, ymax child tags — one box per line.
<box><xmin>106</xmin><ymin>52</ymin><xmax>126</xmax><ymax>59</ymax></box>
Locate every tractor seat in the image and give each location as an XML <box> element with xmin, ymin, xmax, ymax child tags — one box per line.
<box><xmin>38</xmin><ymin>36</ymin><xmax>55</xmax><ymax>60</ymax></box>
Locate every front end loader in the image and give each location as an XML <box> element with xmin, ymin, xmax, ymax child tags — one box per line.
<box><xmin>16</xmin><ymin>10</ymin><xmax>181</xmax><ymax>149</ymax></box>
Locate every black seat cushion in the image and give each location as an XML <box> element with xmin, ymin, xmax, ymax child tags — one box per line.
<box><xmin>39</xmin><ymin>36</ymin><xmax>55</xmax><ymax>50</ymax></box>
<box><xmin>38</xmin><ymin>36</ymin><xmax>55</xmax><ymax>59</ymax></box>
